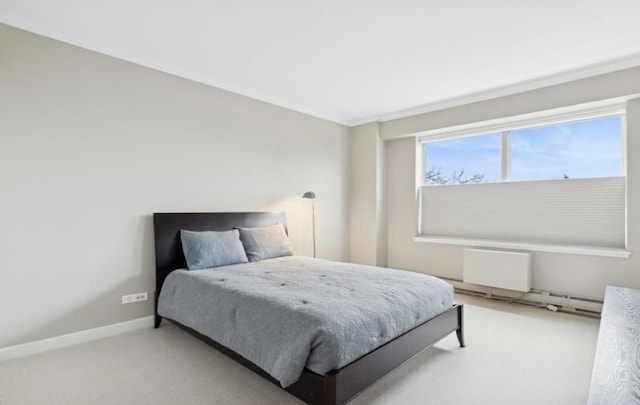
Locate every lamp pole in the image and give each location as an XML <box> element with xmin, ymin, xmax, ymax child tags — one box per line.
<box><xmin>311</xmin><ymin>198</ymin><xmax>316</xmax><ymax>258</ymax></box>
<box><xmin>302</xmin><ymin>191</ymin><xmax>317</xmax><ymax>258</ymax></box>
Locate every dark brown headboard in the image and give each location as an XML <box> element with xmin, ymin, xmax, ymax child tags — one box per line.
<box><xmin>153</xmin><ymin>212</ymin><xmax>288</xmax><ymax>295</ymax></box>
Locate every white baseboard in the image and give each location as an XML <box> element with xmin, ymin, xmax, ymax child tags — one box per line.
<box><xmin>0</xmin><ymin>316</ymin><xmax>154</xmax><ymax>363</ymax></box>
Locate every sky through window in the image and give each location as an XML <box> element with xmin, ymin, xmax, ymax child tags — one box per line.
<box><xmin>424</xmin><ymin>115</ymin><xmax>622</xmax><ymax>185</ymax></box>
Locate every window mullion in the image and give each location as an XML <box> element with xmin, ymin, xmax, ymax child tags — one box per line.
<box><xmin>501</xmin><ymin>131</ymin><xmax>511</xmax><ymax>181</ymax></box>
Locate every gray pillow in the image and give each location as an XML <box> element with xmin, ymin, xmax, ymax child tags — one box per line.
<box><xmin>180</xmin><ymin>229</ymin><xmax>249</xmax><ymax>270</ymax></box>
<box><xmin>237</xmin><ymin>223</ymin><xmax>294</xmax><ymax>262</ymax></box>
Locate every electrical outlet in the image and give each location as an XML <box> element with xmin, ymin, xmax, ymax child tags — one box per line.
<box><xmin>122</xmin><ymin>292</ymin><xmax>148</xmax><ymax>304</ymax></box>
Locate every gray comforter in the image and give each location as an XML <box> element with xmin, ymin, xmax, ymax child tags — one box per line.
<box><xmin>157</xmin><ymin>256</ymin><xmax>454</xmax><ymax>387</ymax></box>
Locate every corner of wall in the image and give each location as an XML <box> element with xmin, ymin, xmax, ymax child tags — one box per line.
<box><xmin>348</xmin><ymin>122</ymin><xmax>388</xmax><ymax>266</ymax></box>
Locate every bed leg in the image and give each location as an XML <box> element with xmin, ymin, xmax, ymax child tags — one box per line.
<box><xmin>456</xmin><ymin>305</ymin><xmax>465</xmax><ymax>347</ymax></box>
<box><xmin>154</xmin><ymin>291</ymin><xmax>162</xmax><ymax>329</ymax></box>
<box><xmin>456</xmin><ymin>328</ymin><xmax>465</xmax><ymax>347</ymax></box>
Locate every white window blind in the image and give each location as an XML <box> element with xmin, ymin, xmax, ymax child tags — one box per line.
<box><xmin>419</xmin><ymin>177</ymin><xmax>625</xmax><ymax>248</ymax></box>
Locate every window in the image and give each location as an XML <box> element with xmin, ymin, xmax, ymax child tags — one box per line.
<box><xmin>417</xmin><ymin>104</ymin><xmax>627</xmax><ymax>255</ymax></box>
<box><xmin>511</xmin><ymin>116</ymin><xmax>622</xmax><ymax>181</ymax></box>
<box><xmin>425</xmin><ymin>133</ymin><xmax>501</xmax><ymax>184</ymax></box>
<box><xmin>423</xmin><ymin>115</ymin><xmax>623</xmax><ymax>185</ymax></box>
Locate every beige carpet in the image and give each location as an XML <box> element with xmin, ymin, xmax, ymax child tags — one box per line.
<box><xmin>0</xmin><ymin>294</ymin><xmax>599</xmax><ymax>405</ymax></box>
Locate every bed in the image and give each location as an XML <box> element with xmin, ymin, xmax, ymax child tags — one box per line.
<box><xmin>153</xmin><ymin>212</ymin><xmax>464</xmax><ymax>404</ymax></box>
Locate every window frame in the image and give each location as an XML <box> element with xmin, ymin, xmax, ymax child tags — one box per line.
<box><xmin>418</xmin><ymin>101</ymin><xmax>627</xmax><ymax>186</ymax></box>
<box><xmin>414</xmin><ymin>100</ymin><xmax>630</xmax><ymax>258</ymax></box>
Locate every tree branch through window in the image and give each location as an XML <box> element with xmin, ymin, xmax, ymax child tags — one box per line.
<box><xmin>425</xmin><ymin>167</ymin><xmax>485</xmax><ymax>185</ymax></box>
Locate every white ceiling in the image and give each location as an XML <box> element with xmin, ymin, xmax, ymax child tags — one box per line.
<box><xmin>2</xmin><ymin>1</ymin><xmax>640</xmax><ymax>126</ymax></box>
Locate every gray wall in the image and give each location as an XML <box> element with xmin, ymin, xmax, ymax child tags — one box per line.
<box><xmin>0</xmin><ymin>24</ymin><xmax>350</xmax><ymax>348</ymax></box>
<box><xmin>379</xmin><ymin>68</ymin><xmax>640</xmax><ymax>300</ymax></box>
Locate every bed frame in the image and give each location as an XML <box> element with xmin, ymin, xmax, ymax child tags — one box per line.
<box><xmin>153</xmin><ymin>212</ymin><xmax>464</xmax><ymax>405</ymax></box>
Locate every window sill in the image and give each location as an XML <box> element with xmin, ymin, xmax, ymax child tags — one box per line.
<box><xmin>413</xmin><ymin>236</ymin><xmax>631</xmax><ymax>258</ymax></box>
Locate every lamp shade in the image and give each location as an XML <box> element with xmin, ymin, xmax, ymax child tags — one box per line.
<box><xmin>302</xmin><ymin>191</ymin><xmax>316</xmax><ymax>199</ymax></box>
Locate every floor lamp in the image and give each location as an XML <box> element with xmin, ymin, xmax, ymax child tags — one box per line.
<box><xmin>302</xmin><ymin>191</ymin><xmax>316</xmax><ymax>258</ymax></box>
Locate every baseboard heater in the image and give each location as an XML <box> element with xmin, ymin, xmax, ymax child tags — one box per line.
<box><xmin>463</xmin><ymin>248</ymin><xmax>532</xmax><ymax>292</ymax></box>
